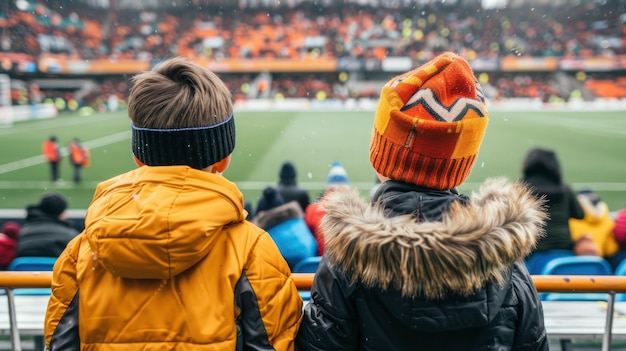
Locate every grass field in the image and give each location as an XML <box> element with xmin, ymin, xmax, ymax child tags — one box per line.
<box><xmin>0</xmin><ymin>108</ymin><xmax>625</xmax><ymax>212</ymax></box>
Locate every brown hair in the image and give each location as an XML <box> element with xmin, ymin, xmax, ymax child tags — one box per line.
<box><xmin>128</xmin><ymin>57</ymin><xmax>233</xmax><ymax>129</ymax></box>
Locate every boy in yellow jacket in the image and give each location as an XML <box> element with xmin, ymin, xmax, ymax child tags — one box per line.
<box><xmin>44</xmin><ymin>57</ymin><xmax>302</xmax><ymax>350</ymax></box>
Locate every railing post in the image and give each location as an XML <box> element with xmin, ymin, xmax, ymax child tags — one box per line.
<box><xmin>6</xmin><ymin>288</ymin><xmax>22</xmax><ymax>351</ymax></box>
<box><xmin>602</xmin><ymin>292</ymin><xmax>615</xmax><ymax>351</ymax></box>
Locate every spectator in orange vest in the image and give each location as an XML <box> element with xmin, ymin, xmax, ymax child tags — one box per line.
<box><xmin>68</xmin><ymin>138</ymin><xmax>90</xmax><ymax>184</ymax></box>
<box><xmin>42</xmin><ymin>135</ymin><xmax>61</xmax><ymax>182</ymax></box>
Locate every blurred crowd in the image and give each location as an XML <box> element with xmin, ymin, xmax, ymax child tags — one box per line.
<box><xmin>1</xmin><ymin>0</ymin><xmax>625</xmax><ymax>109</ymax></box>
<box><xmin>1</xmin><ymin>0</ymin><xmax>624</xmax><ymax>60</ymax></box>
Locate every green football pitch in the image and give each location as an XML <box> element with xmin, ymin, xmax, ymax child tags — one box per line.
<box><xmin>0</xmin><ymin>108</ymin><xmax>625</xmax><ymax>212</ymax></box>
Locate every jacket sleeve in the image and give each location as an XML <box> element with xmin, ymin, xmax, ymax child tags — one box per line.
<box><xmin>511</xmin><ymin>262</ymin><xmax>549</xmax><ymax>351</ymax></box>
<box><xmin>44</xmin><ymin>235</ymin><xmax>82</xmax><ymax>350</ymax></box>
<box><xmin>295</xmin><ymin>256</ymin><xmax>359</xmax><ymax>351</ymax></box>
<box><xmin>236</xmin><ymin>231</ymin><xmax>303</xmax><ymax>351</ymax></box>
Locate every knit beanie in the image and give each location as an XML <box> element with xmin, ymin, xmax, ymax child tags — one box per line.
<box><xmin>279</xmin><ymin>161</ymin><xmax>297</xmax><ymax>181</ymax></box>
<box><xmin>38</xmin><ymin>192</ymin><xmax>67</xmax><ymax>217</ymax></box>
<box><xmin>370</xmin><ymin>52</ymin><xmax>489</xmax><ymax>190</ymax></box>
<box><xmin>326</xmin><ymin>161</ymin><xmax>349</xmax><ymax>187</ymax></box>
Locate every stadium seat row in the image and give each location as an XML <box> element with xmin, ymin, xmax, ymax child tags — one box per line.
<box><xmin>526</xmin><ymin>253</ymin><xmax>626</xmax><ymax>301</ymax></box>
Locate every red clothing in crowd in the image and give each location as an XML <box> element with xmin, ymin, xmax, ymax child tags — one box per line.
<box><xmin>304</xmin><ymin>202</ymin><xmax>326</xmax><ymax>256</ymax></box>
<box><xmin>613</xmin><ymin>209</ymin><xmax>626</xmax><ymax>250</ymax></box>
<box><xmin>0</xmin><ymin>221</ymin><xmax>21</xmax><ymax>269</ymax></box>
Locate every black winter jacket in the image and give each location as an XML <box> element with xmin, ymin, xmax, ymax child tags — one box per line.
<box><xmin>277</xmin><ymin>181</ymin><xmax>311</xmax><ymax>213</ymax></box>
<box><xmin>296</xmin><ymin>178</ymin><xmax>548</xmax><ymax>351</ymax></box>
<box><xmin>16</xmin><ymin>206</ymin><xmax>78</xmax><ymax>258</ymax></box>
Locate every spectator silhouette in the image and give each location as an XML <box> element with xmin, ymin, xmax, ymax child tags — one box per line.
<box><xmin>0</xmin><ymin>221</ymin><xmax>21</xmax><ymax>269</ymax></box>
<box><xmin>253</xmin><ymin>186</ymin><xmax>317</xmax><ymax>269</ymax></box>
<box><xmin>68</xmin><ymin>137</ymin><xmax>90</xmax><ymax>184</ymax></box>
<box><xmin>42</xmin><ymin>135</ymin><xmax>61</xmax><ymax>182</ymax></box>
<box><xmin>296</xmin><ymin>52</ymin><xmax>548</xmax><ymax>351</ymax></box>
<box><xmin>522</xmin><ymin>147</ymin><xmax>584</xmax><ymax>256</ymax></box>
<box><xmin>16</xmin><ymin>192</ymin><xmax>78</xmax><ymax>258</ymax></box>
<box><xmin>276</xmin><ymin>161</ymin><xmax>310</xmax><ymax>212</ymax></box>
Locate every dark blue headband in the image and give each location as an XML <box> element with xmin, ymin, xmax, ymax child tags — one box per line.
<box><xmin>131</xmin><ymin>114</ymin><xmax>235</xmax><ymax>169</ymax></box>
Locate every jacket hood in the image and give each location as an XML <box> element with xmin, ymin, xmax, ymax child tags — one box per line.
<box><xmin>252</xmin><ymin>201</ymin><xmax>303</xmax><ymax>230</ymax></box>
<box><xmin>522</xmin><ymin>148</ymin><xmax>562</xmax><ymax>185</ymax></box>
<box><xmin>321</xmin><ymin>177</ymin><xmax>546</xmax><ymax>300</ymax></box>
<box><xmin>84</xmin><ymin>166</ymin><xmax>245</xmax><ymax>280</ymax></box>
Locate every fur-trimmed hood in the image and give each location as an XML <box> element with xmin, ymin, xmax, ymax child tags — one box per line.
<box><xmin>320</xmin><ymin>177</ymin><xmax>547</xmax><ymax>300</ymax></box>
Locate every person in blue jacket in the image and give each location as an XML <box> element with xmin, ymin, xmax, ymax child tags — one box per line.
<box><xmin>253</xmin><ymin>186</ymin><xmax>317</xmax><ymax>269</ymax></box>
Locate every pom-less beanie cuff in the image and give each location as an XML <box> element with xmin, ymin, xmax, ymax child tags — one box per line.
<box><xmin>370</xmin><ymin>129</ymin><xmax>478</xmax><ymax>190</ymax></box>
<box><xmin>132</xmin><ymin>114</ymin><xmax>235</xmax><ymax>170</ymax></box>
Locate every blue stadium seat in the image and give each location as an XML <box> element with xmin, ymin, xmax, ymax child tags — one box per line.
<box><xmin>525</xmin><ymin>250</ymin><xmax>575</xmax><ymax>275</ymax></box>
<box><xmin>293</xmin><ymin>256</ymin><xmax>322</xmax><ymax>301</ymax></box>
<box><xmin>6</xmin><ymin>257</ymin><xmax>57</xmax><ymax>295</ymax></box>
<box><xmin>615</xmin><ymin>259</ymin><xmax>626</xmax><ymax>275</ymax></box>
<box><xmin>7</xmin><ymin>257</ymin><xmax>57</xmax><ymax>271</ymax></box>
<box><xmin>540</xmin><ymin>256</ymin><xmax>613</xmax><ymax>301</ymax></box>
<box><xmin>292</xmin><ymin>256</ymin><xmax>322</xmax><ymax>274</ymax></box>
<box><xmin>299</xmin><ymin>291</ymin><xmax>311</xmax><ymax>301</ymax></box>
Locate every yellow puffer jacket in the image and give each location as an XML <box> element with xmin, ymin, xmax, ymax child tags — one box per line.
<box><xmin>569</xmin><ymin>193</ymin><xmax>618</xmax><ymax>258</ymax></box>
<box><xmin>44</xmin><ymin>166</ymin><xmax>302</xmax><ymax>350</ymax></box>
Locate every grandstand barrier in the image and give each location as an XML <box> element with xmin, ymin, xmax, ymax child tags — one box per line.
<box><xmin>2</xmin><ymin>273</ymin><xmax>626</xmax><ymax>351</ymax></box>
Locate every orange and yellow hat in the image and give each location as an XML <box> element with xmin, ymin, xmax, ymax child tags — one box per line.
<box><xmin>370</xmin><ymin>52</ymin><xmax>489</xmax><ymax>190</ymax></box>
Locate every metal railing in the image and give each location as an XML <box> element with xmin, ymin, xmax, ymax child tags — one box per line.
<box><xmin>294</xmin><ymin>274</ymin><xmax>626</xmax><ymax>351</ymax></box>
<box><xmin>0</xmin><ymin>272</ymin><xmax>51</xmax><ymax>351</ymax></box>
<box><xmin>3</xmin><ymin>272</ymin><xmax>626</xmax><ymax>351</ymax></box>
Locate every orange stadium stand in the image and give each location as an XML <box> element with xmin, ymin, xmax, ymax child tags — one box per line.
<box><xmin>585</xmin><ymin>79</ymin><xmax>626</xmax><ymax>99</ymax></box>
<box><xmin>1</xmin><ymin>0</ymin><xmax>626</xmax><ymax>105</ymax></box>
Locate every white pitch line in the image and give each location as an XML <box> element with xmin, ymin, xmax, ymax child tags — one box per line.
<box><xmin>0</xmin><ymin>131</ymin><xmax>130</xmax><ymax>175</ymax></box>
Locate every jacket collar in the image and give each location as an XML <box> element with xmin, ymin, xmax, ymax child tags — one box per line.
<box><xmin>372</xmin><ymin>180</ymin><xmax>469</xmax><ymax>221</ymax></box>
<box><xmin>320</xmin><ymin>177</ymin><xmax>546</xmax><ymax>299</ymax></box>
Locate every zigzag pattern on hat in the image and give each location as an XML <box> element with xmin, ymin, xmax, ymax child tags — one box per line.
<box><xmin>401</xmin><ymin>87</ymin><xmax>487</xmax><ymax>123</ymax></box>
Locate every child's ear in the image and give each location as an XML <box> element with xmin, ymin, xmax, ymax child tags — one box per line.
<box><xmin>211</xmin><ymin>155</ymin><xmax>232</xmax><ymax>174</ymax></box>
<box><xmin>133</xmin><ymin>156</ymin><xmax>145</xmax><ymax>167</ymax></box>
